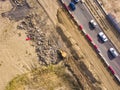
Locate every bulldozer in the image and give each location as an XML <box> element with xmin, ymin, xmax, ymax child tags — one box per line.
<box><xmin>57</xmin><ymin>49</ymin><xmax>67</xmax><ymax>59</ymax></box>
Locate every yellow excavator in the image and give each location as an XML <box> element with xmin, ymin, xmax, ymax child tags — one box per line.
<box><xmin>57</xmin><ymin>49</ymin><xmax>67</xmax><ymax>59</ymax></box>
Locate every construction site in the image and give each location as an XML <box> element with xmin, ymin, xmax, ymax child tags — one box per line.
<box><xmin>0</xmin><ymin>0</ymin><xmax>120</xmax><ymax>90</ymax></box>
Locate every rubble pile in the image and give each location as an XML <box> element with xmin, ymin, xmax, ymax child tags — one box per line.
<box><xmin>18</xmin><ymin>13</ymin><xmax>59</xmax><ymax>65</ymax></box>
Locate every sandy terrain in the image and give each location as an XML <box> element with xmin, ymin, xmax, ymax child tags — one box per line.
<box><xmin>5</xmin><ymin>65</ymin><xmax>78</xmax><ymax>90</ymax></box>
<box><xmin>0</xmin><ymin>0</ymin><xmax>120</xmax><ymax>90</ymax></box>
<box><xmin>94</xmin><ymin>0</ymin><xmax>120</xmax><ymax>53</ymax></box>
<box><xmin>100</xmin><ymin>0</ymin><xmax>120</xmax><ymax>21</ymax></box>
<box><xmin>40</xmin><ymin>1</ymin><xmax>120</xmax><ymax>90</ymax></box>
<box><xmin>0</xmin><ymin>1</ymin><xmax>39</xmax><ymax>90</ymax></box>
<box><xmin>37</xmin><ymin>0</ymin><xmax>120</xmax><ymax>89</ymax></box>
<box><xmin>57</xmin><ymin>8</ymin><xmax>120</xmax><ymax>89</ymax></box>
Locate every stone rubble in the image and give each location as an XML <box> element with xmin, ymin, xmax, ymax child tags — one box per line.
<box><xmin>18</xmin><ymin>14</ymin><xmax>59</xmax><ymax>65</ymax></box>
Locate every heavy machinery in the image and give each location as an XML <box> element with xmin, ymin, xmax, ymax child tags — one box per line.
<box><xmin>57</xmin><ymin>49</ymin><xmax>67</xmax><ymax>59</ymax></box>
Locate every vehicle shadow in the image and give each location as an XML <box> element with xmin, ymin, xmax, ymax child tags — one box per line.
<box><xmin>97</xmin><ymin>35</ymin><xmax>104</xmax><ymax>44</ymax></box>
<box><xmin>68</xmin><ymin>5</ymin><xmax>75</xmax><ymax>12</ymax></box>
<box><xmin>71</xmin><ymin>0</ymin><xmax>76</xmax><ymax>4</ymax></box>
<box><xmin>107</xmin><ymin>50</ymin><xmax>114</xmax><ymax>60</ymax></box>
<box><xmin>69</xmin><ymin>7</ymin><xmax>74</xmax><ymax>12</ymax></box>
<box><xmin>88</xmin><ymin>22</ymin><xmax>94</xmax><ymax>30</ymax></box>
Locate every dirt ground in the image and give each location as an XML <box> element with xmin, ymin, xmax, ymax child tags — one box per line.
<box><xmin>100</xmin><ymin>0</ymin><xmax>120</xmax><ymax>20</ymax></box>
<box><xmin>42</xmin><ymin>0</ymin><xmax>120</xmax><ymax>89</ymax></box>
<box><xmin>26</xmin><ymin>0</ymin><xmax>120</xmax><ymax>89</ymax></box>
<box><xmin>5</xmin><ymin>65</ymin><xmax>79</xmax><ymax>90</ymax></box>
<box><xmin>0</xmin><ymin>1</ymin><xmax>39</xmax><ymax>90</ymax></box>
<box><xmin>97</xmin><ymin>0</ymin><xmax>120</xmax><ymax>52</ymax></box>
<box><xmin>0</xmin><ymin>0</ymin><xmax>120</xmax><ymax>90</ymax></box>
<box><xmin>56</xmin><ymin>7</ymin><xmax>120</xmax><ymax>90</ymax></box>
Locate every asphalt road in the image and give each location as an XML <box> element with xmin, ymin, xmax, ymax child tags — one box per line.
<box><xmin>64</xmin><ymin>0</ymin><xmax>120</xmax><ymax>78</ymax></box>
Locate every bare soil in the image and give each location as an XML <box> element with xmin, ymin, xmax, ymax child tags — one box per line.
<box><xmin>0</xmin><ymin>0</ymin><xmax>120</xmax><ymax>90</ymax></box>
<box><xmin>100</xmin><ymin>0</ymin><xmax>120</xmax><ymax>21</ymax></box>
<box><xmin>98</xmin><ymin>0</ymin><xmax>120</xmax><ymax>52</ymax></box>
<box><xmin>56</xmin><ymin>7</ymin><xmax>120</xmax><ymax>90</ymax></box>
<box><xmin>5</xmin><ymin>65</ymin><xmax>80</xmax><ymax>90</ymax></box>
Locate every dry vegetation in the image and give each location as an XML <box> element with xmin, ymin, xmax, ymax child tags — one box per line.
<box><xmin>100</xmin><ymin>0</ymin><xmax>120</xmax><ymax>21</ymax></box>
<box><xmin>1</xmin><ymin>0</ymin><xmax>120</xmax><ymax>90</ymax></box>
<box><xmin>5</xmin><ymin>65</ymin><xmax>80</xmax><ymax>90</ymax></box>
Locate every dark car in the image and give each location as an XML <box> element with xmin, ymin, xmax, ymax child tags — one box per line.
<box><xmin>69</xmin><ymin>2</ymin><xmax>76</xmax><ymax>11</ymax></box>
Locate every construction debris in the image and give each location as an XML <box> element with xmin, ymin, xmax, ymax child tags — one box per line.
<box><xmin>18</xmin><ymin>12</ymin><xmax>64</xmax><ymax>65</ymax></box>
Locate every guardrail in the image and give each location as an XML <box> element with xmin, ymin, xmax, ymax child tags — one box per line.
<box><xmin>60</xmin><ymin>0</ymin><xmax>120</xmax><ymax>83</ymax></box>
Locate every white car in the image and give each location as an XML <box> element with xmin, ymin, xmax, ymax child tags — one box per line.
<box><xmin>80</xmin><ymin>0</ymin><xmax>85</xmax><ymax>3</ymax></box>
<box><xmin>89</xmin><ymin>20</ymin><xmax>97</xmax><ymax>28</ymax></box>
<box><xmin>74</xmin><ymin>0</ymin><xmax>80</xmax><ymax>3</ymax></box>
<box><xmin>98</xmin><ymin>32</ymin><xmax>108</xmax><ymax>42</ymax></box>
<box><xmin>109</xmin><ymin>48</ymin><xmax>119</xmax><ymax>57</ymax></box>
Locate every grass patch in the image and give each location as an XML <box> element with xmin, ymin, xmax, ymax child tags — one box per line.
<box><xmin>5</xmin><ymin>65</ymin><xmax>81</xmax><ymax>90</ymax></box>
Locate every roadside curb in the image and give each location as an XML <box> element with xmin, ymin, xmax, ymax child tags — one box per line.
<box><xmin>98</xmin><ymin>53</ymin><xmax>109</xmax><ymax>66</ymax></box>
<box><xmin>91</xmin><ymin>42</ymin><xmax>100</xmax><ymax>53</ymax></box>
<box><xmin>82</xmin><ymin>29</ymin><xmax>87</xmax><ymax>34</ymax></box>
<box><xmin>115</xmin><ymin>74</ymin><xmax>120</xmax><ymax>83</ymax></box>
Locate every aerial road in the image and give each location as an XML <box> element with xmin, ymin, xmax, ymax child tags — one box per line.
<box><xmin>63</xmin><ymin>0</ymin><xmax>120</xmax><ymax>80</ymax></box>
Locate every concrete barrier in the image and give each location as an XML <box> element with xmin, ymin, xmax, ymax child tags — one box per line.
<box><xmin>69</xmin><ymin>11</ymin><xmax>74</xmax><ymax>18</ymax></box>
<box><xmin>115</xmin><ymin>74</ymin><xmax>120</xmax><ymax>83</ymax></box>
<box><xmin>63</xmin><ymin>3</ymin><xmax>69</xmax><ymax>11</ymax></box>
<box><xmin>99</xmin><ymin>53</ymin><xmax>110</xmax><ymax>66</ymax></box>
<box><xmin>86</xmin><ymin>34</ymin><xmax>92</xmax><ymax>42</ymax></box>
<box><xmin>92</xmin><ymin>43</ymin><xmax>100</xmax><ymax>53</ymax></box>
<box><xmin>82</xmin><ymin>29</ymin><xmax>87</xmax><ymax>34</ymax></box>
<box><xmin>79</xmin><ymin>25</ymin><xmax>83</xmax><ymax>30</ymax></box>
<box><xmin>74</xmin><ymin>19</ymin><xmax>79</xmax><ymax>25</ymax></box>
<box><xmin>108</xmin><ymin>66</ymin><xmax>115</xmax><ymax>75</ymax></box>
<box><xmin>60</xmin><ymin>0</ymin><xmax>64</xmax><ymax>3</ymax></box>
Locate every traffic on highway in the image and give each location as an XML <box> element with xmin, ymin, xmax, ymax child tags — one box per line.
<box><xmin>63</xmin><ymin>0</ymin><xmax>120</xmax><ymax>81</ymax></box>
